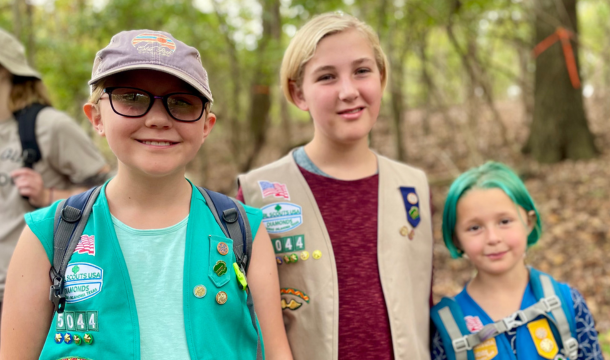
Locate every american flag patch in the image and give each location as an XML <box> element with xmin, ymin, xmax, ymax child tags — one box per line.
<box><xmin>74</xmin><ymin>235</ymin><xmax>95</xmax><ymax>256</ymax></box>
<box><xmin>465</xmin><ymin>315</ymin><xmax>484</xmax><ymax>332</ymax></box>
<box><xmin>258</xmin><ymin>181</ymin><xmax>290</xmax><ymax>200</ymax></box>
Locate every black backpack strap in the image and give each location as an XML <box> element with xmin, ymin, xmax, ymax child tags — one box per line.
<box><xmin>15</xmin><ymin>103</ymin><xmax>47</xmax><ymax>168</ymax></box>
<box><xmin>197</xmin><ymin>187</ymin><xmax>262</xmax><ymax>360</ymax></box>
<box><xmin>198</xmin><ymin>187</ymin><xmax>253</xmax><ymax>272</ymax></box>
<box><xmin>49</xmin><ymin>186</ymin><xmax>101</xmax><ymax>314</ymax></box>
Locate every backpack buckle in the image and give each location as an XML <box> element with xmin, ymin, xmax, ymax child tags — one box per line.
<box><xmin>541</xmin><ymin>295</ymin><xmax>561</xmax><ymax>312</ymax></box>
<box><xmin>49</xmin><ymin>279</ymin><xmax>67</xmax><ymax>314</ymax></box>
<box><xmin>502</xmin><ymin>310</ymin><xmax>527</xmax><ymax>331</ymax></box>
<box><xmin>562</xmin><ymin>337</ymin><xmax>578</xmax><ymax>359</ymax></box>
<box><xmin>452</xmin><ymin>337</ymin><xmax>472</xmax><ymax>353</ymax></box>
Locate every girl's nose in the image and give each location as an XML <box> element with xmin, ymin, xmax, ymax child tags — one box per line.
<box><xmin>338</xmin><ymin>78</ymin><xmax>358</xmax><ymax>102</ymax></box>
<box><xmin>486</xmin><ymin>227</ymin><xmax>502</xmax><ymax>244</ymax></box>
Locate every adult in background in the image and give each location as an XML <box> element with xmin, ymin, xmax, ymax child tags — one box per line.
<box><xmin>0</xmin><ymin>28</ymin><xmax>110</xmax><ymax>326</ymax></box>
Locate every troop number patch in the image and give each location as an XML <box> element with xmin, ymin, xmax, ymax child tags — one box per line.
<box><xmin>56</xmin><ymin>311</ymin><xmax>99</xmax><ymax>332</ymax></box>
<box><xmin>272</xmin><ymin>235</ymin><xmax>305</xmax><ymax>254</ymax></box>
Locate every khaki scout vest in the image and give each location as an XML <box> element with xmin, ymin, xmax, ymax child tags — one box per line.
<box><xmin>238</xmin><ymin>153</ymin><xmax>433</xmax><ymax>360</ymax></box>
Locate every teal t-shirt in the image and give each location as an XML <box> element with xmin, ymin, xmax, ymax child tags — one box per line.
<box><xmin>112</xmin><ymin>214</ymin><xmax>190</xmax><ymax>360</ymax></box>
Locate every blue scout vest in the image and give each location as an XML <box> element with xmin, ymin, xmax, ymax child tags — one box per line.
<box><xmin>431</xmin><ymin>268</ymin><xmax>578</xmax><ymax>360</ymax></box>
<box><xmin>38</xmin><ymin>184</ymin><xmax>262</xmax><ymax>360</ymax></box>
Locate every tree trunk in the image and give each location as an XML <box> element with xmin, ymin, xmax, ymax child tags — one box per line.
<box><xmin>524</xmin><ymin>0</ymin><xmax>597</xmax><ymax>162</ymax></box>
<box><xmin>241</xmin><ymin>0</ymin><xmax>281</xmax><ymax>172</ymax></box>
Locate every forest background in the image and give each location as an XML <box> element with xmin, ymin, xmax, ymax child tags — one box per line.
<box><xmin>3</xmin><ymin>0</ymin><xmax>610</xmax><ymax>354</ymax></box>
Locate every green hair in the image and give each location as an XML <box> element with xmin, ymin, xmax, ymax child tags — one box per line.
<box><xmin>442</xmin><ymin>161</ymin><xmax>542</xmax><ymax>258</ymax></box>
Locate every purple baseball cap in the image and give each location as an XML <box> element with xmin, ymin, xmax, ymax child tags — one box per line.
<box><xmin>88</xmin><ymin>30</ymin><xmax>213</xmax><ymax>103</ymax></box>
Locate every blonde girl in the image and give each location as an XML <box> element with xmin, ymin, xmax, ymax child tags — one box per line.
<box><xmin>237</xmin><ymin>13</ymin><xmax>433</xmax><ymax>360</ymax></box>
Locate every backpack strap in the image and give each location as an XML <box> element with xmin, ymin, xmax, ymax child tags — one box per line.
<box><xmin>197</xmin><ymin>187</ymin><xmax>262</xmax><ymax>360</ymax></box>
<box><xmin>49</xmin><ymin>186</ymin><xmax>101</xmax><ymax>314</ymax></box>
<box><xmin>15</xmin><ymin>103</ymin><xmax>47</xmax><ymax>168</ymax></box>
<box><xmin>530</xmin><ymin>268</ymin><xmax>579</xmax><ymax>360</ymax></box>
<box><xmin>431</xmin><ymin>297</ymin><xmax>475</xmax><ymax>360</ymax></box>
<box><xmin>197</xmin><ymin>187</ymin><xmax>252</xmax><ymax>272</ymax></box>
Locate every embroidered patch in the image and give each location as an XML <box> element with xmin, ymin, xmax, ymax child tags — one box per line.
<box><xmin>465</xmin><ymin>315</ymin><xmax>484</xmax><ymax>332</ymax></box>
<box><xmin>56</xmin><ymin>358</ymin><xmax>93</xmax><ymax>360</ymax></box>
<box><xmin>57</xmin><ymin>311</ymin><xmax>98</xmax><ymax>332</ymax></box>
<box><xmin>473</xmin><ymin>338</ymin><xmax>498</xmax><ymax>360</ymax></box>
<box><xmin>262</xmin><ymin>203</ymin><xmax>303</xmax><ymax>234</ymax></box>
<box><xmin>63</xmin><ymin>263</ymin><xmax>103</xmax><ymax>303</ymax></box>
<box><xmin>272</xmin><ymin>235</ymin><xmax>305</xmax><ymax>254</ymax></box>
<box><xmin>132</xmin><ymin>33</ymin><xmax>176</xmax><ymax>57</ymax></box>
<box><xmin>258</xmin><ymin>180</ymin><xmax>290</xmax><ymax>200</ymax></box>
<box><xmin>527</xmin><ymin>318</ymin><xmax>559</xmax><ymax>359</ymax></box>
<box><xmin>399</xmin><ymin>187</ymin><xmax>421</xmax><ymax>228</ymax></box>
<box><xmin>74</xmin><ymin>235</ymin><xmax>95</xmax><ymax>256</ymax></box>
<box><xmin>280</xmin><ymin>288</ymin><xmax>310</xmax><ymax>303</ymax></box>
<box><xmin>281</xmin><ymin>298</ymin><xmax>302</xmax><ymax>310</ymax></box>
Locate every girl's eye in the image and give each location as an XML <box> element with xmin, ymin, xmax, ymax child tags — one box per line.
<box><xmin>355</xmin><ymin>67</ymin><xmax>371</xmax><ymax>75</ymax></box>
<box><xmin>500</xmin><ymin>218</ymin><xmax>512</xmax><ymax>225</ymax></box>
<box><xmin>467</xmin><ymin>225</ymin><xmax>481</xmax><ymax>232</ymax></box>
<box><xmin>316</xmin><ymin>74</ymin><xmax>334</xmax><ymax>82</ymax></box>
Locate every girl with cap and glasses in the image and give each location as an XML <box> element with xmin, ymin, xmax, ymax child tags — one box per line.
<box><xmin>431</xmin><ymin>162</ymin><xmax>602</xmax><ymax>360</ymax></box>
<box><xmin>1</xmin><ymin>30</ymin><xmax>292</xmax><ymax>360</ymax></box>
<box><xmin>236</xmin><ymin>13</ymin><xmax>433</xmax><ymax>360</ymax></box>
<box><xmin>0</xmin><ymin>28</ymin><xmax>109</xmax><ymax>329</ymax></box>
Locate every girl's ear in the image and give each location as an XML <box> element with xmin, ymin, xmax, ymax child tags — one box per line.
<box><xmin>200</xmin><ymin>111</ymin><xmax>216</xmax><ymax>145</ymax></box>
<box><xmin>84</xmin><ymin>103</ymin><xmax>105</xmax><ymax>137</ymax></box>
<box><xmin>289</xmin><ymin>81</ymin><xmax>308</xmax><ymax>111</ymax></box>
<box><xmin>526</xmin><ymin>210</ymin><xmax>537</xmax><ymax>234</ymax></box>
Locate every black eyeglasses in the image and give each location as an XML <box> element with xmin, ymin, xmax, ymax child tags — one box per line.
<box><xmin>102</xmin><ymin>87</ymin><xmax>209</xmax><ymax>122</ymax></box>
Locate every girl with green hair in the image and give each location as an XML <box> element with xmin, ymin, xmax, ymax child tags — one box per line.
<box><xmin>431</xmin><ymin>162</ymin><xmax>601</xmax><ymax>360</ymax></box>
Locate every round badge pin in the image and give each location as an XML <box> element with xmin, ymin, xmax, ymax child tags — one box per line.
<box><xmin>399</xmin><ymin>226</ymin><xmax>409</xmax><ymax>237</ymax></box>
<box><xmin>83</xmin><ymin>333</ymin><xmax>94</xmax><ymax>345</ymax></box>
<box><xmin>193</xmin><ymin>285</ymin><xmax>207</xmax><ymax>298</ymax></box>
<box><xmin>54</xmin><ymin>333</ymin><xmax>63</xmax><ymax>344</ymax></box>
<box><xmin>217</xmin><ymin>242</ymin><xmax>229</xmax><ymax>256</ymax></box>
<box><xmin>540</xmin><ymin>338</ymin><xmax>554</xmax><ymax>352</ymax></box>
<box><xmin>216</xmin><ymin>291</ymin><xmax>228</xmax><ymax>305</ymax></box>
<box><xmin>312</xmin><ymin>250</ymin><xmax>322</xmax><ymax>260</ymax></box>
<box><xmin>283</xmin><ymin>255</ymin><xmax>291</xmax><ymax>264</ymax></box>
<box><xmin>300</xmin><ymin>251</ymin><xmax>310</xmax><ymax>261</ymax></box>
<box><xmin>289</xmin><ymin>253</ymin><xmax>299</xmax><ymax>263</ymax></box>
<box><xmin>64</xmin><ymin>333</ymin><xmax>73</xmax><ymax>344</ymax></box>
<box><xmin>73</xmin><ymin>334</ymin><xmax>82</xmax><ymax>346</ymax></box>
<box><xmin>535</xmin><ymin>328</ymin><xmax>548</xmax><ymax>340</ymax></box>
<box><xmin>276</xmin><ymin>256</ymin><xmax>283</xmax><ymax>265</ymax></box>
<box><xmin>407</xmin><ymin>193</ymin><xmax>419</xmax><ymax>204</ymax></box>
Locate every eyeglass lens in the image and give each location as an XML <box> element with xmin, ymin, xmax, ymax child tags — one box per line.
<box><xmin>109</xmin><ymin>88</ymin><xmax>205</xmax><ymax>121</ymax></box>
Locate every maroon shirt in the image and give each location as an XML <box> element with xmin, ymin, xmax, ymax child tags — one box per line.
<box><xmin>238</xmin><ymin>165</ymin><xmax>394</xmax><ymax>360</ymax></box>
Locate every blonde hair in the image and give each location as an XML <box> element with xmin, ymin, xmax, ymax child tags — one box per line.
<box><xmin>9</xmin><ymin>77</ymin><xmax>53</xmax><ymax>112</ymax></box>
<box><xmin>280</xmin><ymin>12</ymin><xmax>389</xmax><ymax>105</ymax></box>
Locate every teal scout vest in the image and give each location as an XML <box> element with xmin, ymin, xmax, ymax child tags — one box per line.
<box><xmin>38</xmin><ymin>184</ymin><xmax>262</xmax><ymax>360</ymax></box>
